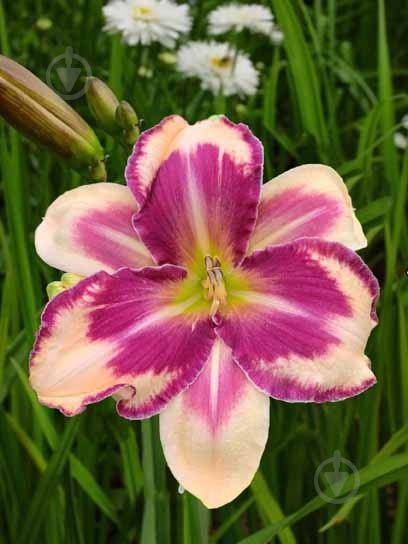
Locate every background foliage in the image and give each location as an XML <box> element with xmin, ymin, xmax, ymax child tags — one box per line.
<box><xmin>1</xmin><ymin>0</ymin><xmax>408</xmax><ymax>542</ymax></box>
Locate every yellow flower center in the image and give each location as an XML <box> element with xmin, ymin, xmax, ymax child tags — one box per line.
<box><xmin>202</xmin><ymin>255</ymin><xmax>227</xmax><ymax>317</ymax></box>
<box><xmin>210</xmin><ymin>56</ymin><xmax>233</xmax><ymax>69</ymax></box>
<box><xmin>132</xmin><ymin>5</ymin><xmax>152</xmax><ymax>19</ymax></box>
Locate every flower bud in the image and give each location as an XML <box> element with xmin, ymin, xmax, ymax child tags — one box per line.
<box><xmin>115</xmin><ymin>100</ymin><xmax>138</xmax><ymax>129</ymax></box>
<box><xmin>0</xmin><ymin>55</ymin><xmax>104</xmax><ymax>166</ymax></box>
<box><xmin>35</xmin><ymin>17</ymin><xmax>53</xmax><ymax>31</ymax></box>
<box><xmin>46</xmin><ymin>282</ymin><xmax>66</xmax><ymax>300</ymax></box>
<box><xmin>122</xmin><ymin>126</ymin><xmax>140</xmax><ymax>146</ymax></box>
<box><xmin>89</xmin><ymin>159</ymin><xmax>107</xmax><ymax>182</ymax></box>
<box><xmin>137</xmin><ymin>66</ymin><xmax>153</xmax><ymax>79</ymax></box>
<box><xmin>116</xmin><ymin>100</ymin><xmax>140</xmax><ymax>146</ymax></box>
<box><xmin>61</xmin><ymin>272</ymin><xmax>83</xmax><ymax>288</ymax></box>
<box><xmin>86</xmin><ymin>77</ymin><xmax>120</xmax><ymax>135</ymax></box>
<box><xmin>235</xmin><ymin>104</ymin><xmax>248</xmax><ymax>118</ymax></box>
<box><xmin>271</xmin><ymin>28</ymin><xmax>284</xmax><ymax>46</ymax></box>
<box><xmin>158</xmin><ymin>51</ymin><xmax>177</xmax><ymax>65</ymax></box>
<box><xmin>47</xmin><ymin>272</ymin><xmax>84</xmax><ymax>300</ymax></box>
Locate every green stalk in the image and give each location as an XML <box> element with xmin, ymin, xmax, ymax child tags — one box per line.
<box><xmin>141</xmin><ymin>419</ymin><xmax>157</xmax><ymax>544</ymax></box>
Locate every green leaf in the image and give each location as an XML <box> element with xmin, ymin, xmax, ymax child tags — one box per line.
<box><xmin>356</xmin><ymin>196</ymin><xmax>392</xmax><ymax>224</ymax></box>
<box><xmin>251</xmin><ymin>472</ymin><xmax>296</xmax><ymax>544</ymax></box>
<box><xmin>183</xmin><ymin>492</ymin><xmax>209</xmax><ymax>544</ymax></box>
<box><xmin>237</xmin><ymin>454</ymin><xmax>408</xmax><ymax>544</ymax></box>
<box><xmin>19</xmin><ymin>418</ymin><xmax>82</xmax><ymax>544</ymax></box>
<box><xmin>70</xmin><ymin>456</ymin><xmax>119</xmax><ymax>524</ymax></box>
<box><xmin>271</xmin><ymin>0</ymin><xmax>328</xmax><ymax>155</ymax></box>
<box><xmin>320</xmin><ymin>422</ymin><xmax>408</xmax><ymax>531</ymax></box>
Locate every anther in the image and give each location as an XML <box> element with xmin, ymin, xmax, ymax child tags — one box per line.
<box><xmin>202</xmin><ymin>255</ymin><xmax>227</xmax><ymax>317</ymax></box>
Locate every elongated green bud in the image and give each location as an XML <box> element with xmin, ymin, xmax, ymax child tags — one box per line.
<box><xmin>0</xmin><ymin>55</ymin><xmax>104</xmax><ymax>166</ymax></box>
<box><xmin>122</xmin><ymin>126</ymin><xmax>140</xmax><ymax>146</ymax></box>
<box><xmin>90</xmin><ymin>159</ymin><xmax>107</xmax><ymax>182</ymax></box>
<box><xmin>115</xmin><ymin>101</ymin><xmax>139</xmax><ymax>129</ymax></box>
<box><xmin>116</xmin><ymin>100</ymin><xmax>140</xmax><ymax>145</ymax></box>
<box><xmin>86</xmin><ymin>77</ymin><xmax>120</xmax><ymax>135</ymax></box>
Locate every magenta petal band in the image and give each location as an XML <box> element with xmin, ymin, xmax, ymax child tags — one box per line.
<box><xmin>133</xmin><ymin>117</ymin><xmax>263</xmax><ymax>267</ymax></box>
<box><xmin>30</xmin><ymin>265</ymin><xmax>215</xmax><ymax>418</ymax></box>
<box><xmin>249</xmin><ymin>165</ymin><xmax>367</xmax><ymax>253</ymax></box>
<box><xmin>126</xmin><ymin>115</ymin><xmax>189</xmax><ymax>207</ymax></box>
<box><xmin>217</xmin><ymin>238</ymin><xmax>379</xmax><ymax>403</ymax></box>
<box><xmin>35</xmin><ymin>183</ymin><xmax>153</xmax><ymax>276</ymax></box>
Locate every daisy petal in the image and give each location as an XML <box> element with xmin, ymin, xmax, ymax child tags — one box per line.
<box><xmin>249</xmin><ymin>165</ymin><xmax>367</xmax><ymax>253</ymax></box>
<box><xmin>176</xmin><ymin>42</ymin><xmax>259</xmax><ymax>97</ymax></box>
<box><xmin>35</xmin><ymin>183</ymin><xmax>153</xmax><ymax>276</ymax></box>
<box><xmin>126</xmin><ymin>115</ymin><xmax>188</xmax><ymax>207</ymax></box>
<box><xmin>30</xmin><ymin>265</ymin><xmax>215</xmax><ymax>418</ymax></box>
<box><xmin>160</xmin><ymin>339</ymin><xmax>269</xmax><ymax>508</ymax></box>
<box><xmin>133</xmin><ymin>116</ymin><xmax>263</xmax><ymax>268</ymax></box>
<box><xmin>217</xmin><ymin>239</ymin><xmax>379</xmax><ymax>402</ymax></box>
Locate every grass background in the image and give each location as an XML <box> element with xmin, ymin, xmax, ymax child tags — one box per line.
<box><xmin>1</xmin><ymin>0</ymin><xmax>408</xmax><ymax>542</ymax></box>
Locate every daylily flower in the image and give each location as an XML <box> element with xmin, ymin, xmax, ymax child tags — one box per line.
<box><xmin>30</xmin><ymin>115</ymin><xmax>379</xmax><ymax>508</ymax></box>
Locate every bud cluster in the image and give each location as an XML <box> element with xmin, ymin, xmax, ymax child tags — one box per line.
<box><xmin>86</xmin><ymin>77</ymin><xmax>140</xmax><ymax>146</ymax></box>
<box><xmin>0</xmin><ymin>55</ymin><xmax>141</xmax><ymax>182</ymax></box>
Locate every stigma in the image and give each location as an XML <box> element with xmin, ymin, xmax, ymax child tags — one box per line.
<box><xmin>202</xmin><ymin>256</ymin><xmax>227</xmax><ymax>318</ymax></box>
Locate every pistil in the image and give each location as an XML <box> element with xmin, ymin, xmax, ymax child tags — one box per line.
<box><xmin>202</xmin><ymin>255</ymin><xmax>227</xmax><ymax>317</ymax></box>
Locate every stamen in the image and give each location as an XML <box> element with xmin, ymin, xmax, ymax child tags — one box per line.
<box><xmin>202</xmin><ymin>255</ymin><xmax>227</xmax><ymax>317</ymax></box>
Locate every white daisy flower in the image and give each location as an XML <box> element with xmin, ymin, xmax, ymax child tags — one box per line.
<box><xmin>103</xmin><ymin>0</ymin><xmax>192</xmax><ymax>48</ymax></box>
<box><xmin>176</xmin><ymin>41</ymin><xmax>259</xmax><ymax>97</ymax></box>
<box><xmin>208</xmin><ymin>3</ymin><xmax>274</xmax><ymax>37</ymax></box>
<box><xmin>271</xmin><ymin>27</ymin><xmax>284</xmax><ymax>45</ymax></box>
<box><xmin>401</xmin><ymin>114</ymin><xmax>408</xmax><ymax>130</ymax></box>
<box><xmin>394</xmin><ymin>132</ymin><xmax>407</xmax><ymax>150</ymax></box>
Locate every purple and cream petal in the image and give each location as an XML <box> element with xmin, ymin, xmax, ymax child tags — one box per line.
<box><xmin>126</xmin><ymin>115</ymin><xmax>189</xmax><ymax>206</ymax></box>
<box><xmin>133</xmin><ymin>116</ymin><xmax>263</xmax><ymax>268</ymax></box>
<box><xmin>217</xmin><ymin>238</ymin><xmax>379</xmax><ymax>403</ymax></box>
<box><xmin>160</xmin><ymin>339</ymin><xmax>269</xmax><ymax>508</ymax></box>
<box><xmin>30</xmin><ymin>265</ymin><xmax>215</xmax><ymax>418</ymax></box>
<box><xmin>35</xmin><ymin>183</ymin><xmax>153</xmax><ymax>276</ymax></box>
<box><xmin>248</xmin><ymin>165</ymin><xmax>367</xmax><ymax>253</ymax></box>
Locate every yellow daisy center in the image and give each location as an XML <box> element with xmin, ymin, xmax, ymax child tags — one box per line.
<box><xmin>210</xmin><ymin>56</ymin><xmax>233</xmax><ymax>69</ymax></box>
<box><xmin>132</xmin><ymin>5</ymin><xmax>152</xmax><ymax>19</ymax></box>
